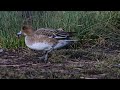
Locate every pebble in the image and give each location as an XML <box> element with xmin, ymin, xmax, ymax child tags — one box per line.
<box><xmin>0</xmin><ymin>48</ymin><xmax>3</xmax><ymax>53</ymax></box>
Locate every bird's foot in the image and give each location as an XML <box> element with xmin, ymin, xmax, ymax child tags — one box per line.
<box><xmin>38</xmin><ymin>56</ymin><xmax>45</xmax><ymax>60</ymax></box>
<box><xmin>38</xmin><ymin>55</ymin><xmax>48</xmax><ymax>63</ymax></box>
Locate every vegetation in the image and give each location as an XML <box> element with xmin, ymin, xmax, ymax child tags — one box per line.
<box><xmin>0</xmin><ymin>11</ymin><xmax>120</xmax><ymax>49</ymax></box>
<box><xmin>0</xmin><ymin>11</ymin><xmax>120</xmax><ymax>79</ymax></box>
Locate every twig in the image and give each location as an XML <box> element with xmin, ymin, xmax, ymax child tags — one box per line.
<box><xmin>0</xmin><ymin>62</ymin><xmax>51</xmax><ymax>67</ymax></box>
<box><xmin>0</xmin><ymin>63</ymin><xmax>38</xmax><ymax>67</ymax></box>
<box><xmin>80</xmin><ymin>77</ymin><xmax>97</xmax><ymax>79</ymax></box>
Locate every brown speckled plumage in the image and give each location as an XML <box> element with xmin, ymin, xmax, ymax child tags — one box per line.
<box><xmin>25</xmin><ymin>34</ymin><xmax>58</xmax><ymax>46</ymax></box>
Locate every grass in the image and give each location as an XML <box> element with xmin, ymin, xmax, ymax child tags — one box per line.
<box><xmin>0</xmin><ymin>11</ymin><xmax>120</xmax><ymax>49</ymax></box>
<box><xmin>1</xmin><ymin>11</ymin><xmax>120</xmax><ymax>79</ymax></box>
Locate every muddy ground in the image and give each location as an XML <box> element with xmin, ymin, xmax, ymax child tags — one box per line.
<box><xmin>0</xmin><ymin>45</ymin><xmax>120</xmax><ymax>79</ymax></box>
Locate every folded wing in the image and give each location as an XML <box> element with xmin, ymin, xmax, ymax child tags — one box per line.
<box><xmin>35</xmin><ymin>28</ymin><xmax>76</xmax><ymax>39</ymax></box>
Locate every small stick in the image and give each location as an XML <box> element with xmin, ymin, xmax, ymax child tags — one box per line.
<box><xmin>0</xmin><ymin>63</ymin><xmax>51</xmax><ymax>67</ymax></box>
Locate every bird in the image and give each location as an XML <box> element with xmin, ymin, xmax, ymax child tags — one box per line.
<box><xmin>17</xmin><ymin>25</ymin><xmax>78</xmax><ymax>63</ymax></box>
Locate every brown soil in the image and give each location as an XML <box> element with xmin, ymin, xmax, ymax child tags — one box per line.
<box><xmin>0</xmin><ymin>46</ymin><xmax>120</xmax><ymax>79</ymax></box>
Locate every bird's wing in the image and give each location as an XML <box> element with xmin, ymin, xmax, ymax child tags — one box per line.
<box><xmin>35</xmin><ymin>28</ymin><xmax>76</xmax><ymax>39</ymax></box>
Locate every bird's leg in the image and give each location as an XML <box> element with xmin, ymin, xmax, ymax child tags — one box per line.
<box><xmin>44</xmin><ymin>48</ymin><xmax>54</xmax><ymax>63</ymax></box>
<box><xmin>38</xmin><ymin>51</ymin><xmax>47</xmax><ymax>60</ymax></box>
<box><xmin>44</xmin><ymin>52</ymin><xmax>48</xmax><ymax>62</ymax></box>
<box><xmin>39</xmin><ymin>44</ymin><xmax>55</xmax><ymax>63</ymax></box>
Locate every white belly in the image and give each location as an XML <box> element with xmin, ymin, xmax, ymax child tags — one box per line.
<box><xmin>26</xmin><ymin>42</ymin><xmax>53</xmax><ymax>51</ymax></box>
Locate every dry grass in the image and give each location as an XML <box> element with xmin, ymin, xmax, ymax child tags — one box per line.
<box><xmin>0</xmin><ymin>46</ymin><xmax>120</xmax><ymax>79</ymax></box>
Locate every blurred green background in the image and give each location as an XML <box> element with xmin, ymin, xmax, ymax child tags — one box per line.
<box><xmin>0</xmin><ymin>11</ymin><xmax>120</xmax><ymax>49</ymax></box>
